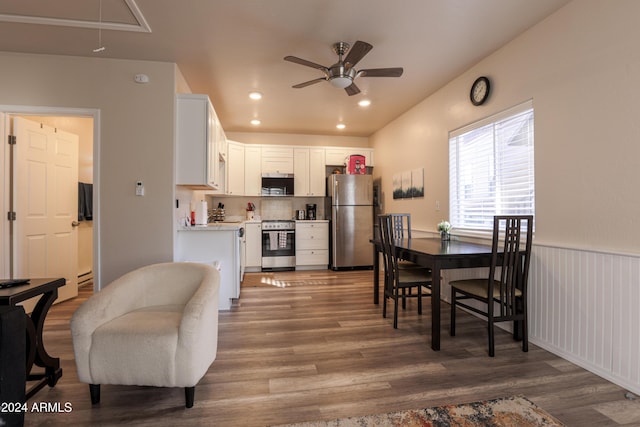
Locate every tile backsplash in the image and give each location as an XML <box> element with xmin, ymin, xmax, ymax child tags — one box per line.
<box><xmin>178</xmin><ymin>189</ymin><xmax>327</xmax><ymax>222</ymax></box>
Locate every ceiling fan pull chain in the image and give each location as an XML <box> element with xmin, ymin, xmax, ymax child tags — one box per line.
<box><xmin>93</xmin><ymin>0</ymin><xmax>106</xmax><ymax>53</ymax></box>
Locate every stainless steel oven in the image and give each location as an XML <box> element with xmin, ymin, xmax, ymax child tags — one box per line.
<box><xmin>261</xmin><ymin>220</ymin><xmax>295</xmax><ymax>270</ymax></box>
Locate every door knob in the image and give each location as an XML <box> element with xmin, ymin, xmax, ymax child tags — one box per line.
<box><xmin>71</xmin><ymin>221</ymin><xmax>80</xmax><ymax>227</ymax></box>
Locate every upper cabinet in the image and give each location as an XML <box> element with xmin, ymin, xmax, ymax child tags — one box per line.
<box><xmin>294</xmin><ymin>147</ymin><xmax>326</xmax><ymax>196</ymax></box>
<box><xmin>261</xmin><ymin>146</ymin><xmax>293</xmax><ymax>174</ymax></box>
<box><xmin>244</xmin><ymin>145</ymin><xmax>262</xmax><ymax>196</ymax></box>
<box><xmin>193</xmin><ymin>138</ymin><xmax>373</xmax><ymax>196</ymax></box>
<box><xmin>226</xmin><ymin>140</ymin><xmax>245</xmax><ymax>195</ymax></box>
<box><xmin>175</xmin><ymin>94</ymin><xmax>225</xmax><ymax>188</ymax></box>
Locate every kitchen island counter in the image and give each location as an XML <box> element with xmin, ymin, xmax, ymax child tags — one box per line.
<box><xmin>175</xmin><ymin>226</ymin><xmax>241</xmax><ymax>310</ymax></box>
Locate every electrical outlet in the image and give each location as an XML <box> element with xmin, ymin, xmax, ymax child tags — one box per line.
<box><xmin>136</xmin><ymin>181</ymin><xmax>145</xmax><ymax>196</ymax></box>
<box><xmin>435</xmin><ymin>200</ymin><xmax>441</xmax><ymax>211</ymax></box>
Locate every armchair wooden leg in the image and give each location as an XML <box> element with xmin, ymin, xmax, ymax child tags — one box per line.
<box><xmin>89</xmin><ymin>384</ymin><xmax>100</xmax><ymax>404</ymax></box>
<box><xmin>185</xmin><ymin>386</ymin><xmax>195</xmax><ymax>408</ymax></box>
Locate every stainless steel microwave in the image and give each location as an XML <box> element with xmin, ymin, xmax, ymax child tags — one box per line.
<box><xmin>261</xmin><ymin>173</ymin><xmax>294</xmax><ymax>196</ymax></box>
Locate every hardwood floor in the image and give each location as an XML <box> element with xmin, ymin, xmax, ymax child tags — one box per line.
<box><xmin>24</xmin><ymin>270</ymin><xmax>640</xmax><ymax>426</ymax></box>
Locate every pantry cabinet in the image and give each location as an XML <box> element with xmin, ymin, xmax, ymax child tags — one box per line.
<box><xmin>176</xmin><ymin>94</ymin><xmax>224</xmax><ymax>188</ymax></box>
<box><xmin>295</xmin><ymin>221</ymin><xmax>329</xmax><ymax>270</ymax></box>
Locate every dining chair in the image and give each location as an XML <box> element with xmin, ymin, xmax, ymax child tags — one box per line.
<box><xmin>387</xmin><ymin>213</ymin><xmax>422</xmax><ymax>270</ymax></box>
<box><xmin>449</xmin><ymin>215</ymin><xmax>533</xmax><ymax>357</ymax></box>
<box><xmin>379</xmin><ymin>214</ymin><xmax>432</xmax><ymax>328</ymax></box>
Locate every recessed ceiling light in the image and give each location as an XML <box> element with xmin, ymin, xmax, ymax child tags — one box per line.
<box><xmin>336</xmin><ymin>123</ymin><xmax>346</xmax><ymax>130</ymax></box>
<box><xmin>251</xmin><ymin>119</ymin><xmax>261</xmax><ymax>125</ymax></box>
<box><xmin>358</xmin><ymin>99</ymin><xmax>371</xmax><ymax>107</ymax></box>
<box><xmin>249</xmin><ymin>91</ymin><xmax>262</xmax><ymax>100</ymax></box>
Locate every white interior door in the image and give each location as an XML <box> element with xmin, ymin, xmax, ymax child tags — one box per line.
<box><xmin>13</xmin><ymin>116</ymin><xmax>79</xmax><ymax>309</ymax></box>
<box><xmin>0</xmin><ymin>113</ymin><xmax>7</xmax><ymax>279</ymax></box>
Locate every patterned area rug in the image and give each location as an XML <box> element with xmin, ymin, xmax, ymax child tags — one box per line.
<box><xmin>274</xmin><ymin>396</ymin><xmax>565</xmax><ymax>427</ymax></box>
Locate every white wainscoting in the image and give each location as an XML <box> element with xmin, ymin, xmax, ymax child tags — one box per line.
<box><xmin>529</xmin><ymin>244</ymin><xmax>640</xmax><ymax>395</ymax></box>
<box><xmin>442</xmin><ymin>243</ymin><xmax>640</xmax><ymax>395</ymax></box>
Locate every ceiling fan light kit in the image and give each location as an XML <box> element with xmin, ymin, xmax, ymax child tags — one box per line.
<box><xmin>284</xmin><ymin>40</ymin><xmax>403</xmax><ymax>96</ymax></box>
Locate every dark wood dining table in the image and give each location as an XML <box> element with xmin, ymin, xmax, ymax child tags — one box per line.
<box><xmin>371</xmin><ymin>237</ymin><xmax>496</xmax><ymax>351</ymax></box>
<box><xmin>0</xmin><ymin>278</ymin><xmax>65</xmax><ymax>399</ymax></box>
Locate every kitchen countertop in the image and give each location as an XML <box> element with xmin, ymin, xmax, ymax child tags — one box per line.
<box><xmin>178</xmin><ymin>222</ymin><xmax>243</xmax><ymax>231</ymax></box>
<box><xmin>178</xmin><ymin>219</ymin><xmax>328</xmax><ymax>231</ymax></box>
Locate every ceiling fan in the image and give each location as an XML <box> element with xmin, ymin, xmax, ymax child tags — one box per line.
<box><xmin>284</xmin><ymin>41</ymin><xmax>403</xmax><ymax>96</ymax></box>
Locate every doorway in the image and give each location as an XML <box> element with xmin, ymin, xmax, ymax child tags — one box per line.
<box><xmin>1</xmin><ymin>105</ymin><xmax>99</xmax><ymax>306</ymax></box>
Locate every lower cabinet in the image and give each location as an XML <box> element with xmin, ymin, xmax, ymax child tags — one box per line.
<box><xmin>175</xmin><ymin>228</ymin><xmax>241</xmax><ymax>310</ymax></box>
<box><xmin>244</xmin><ymin>222</ymin><xmax>262</xmax><ymax>272</ymax></box>
<box><xmin>295</xmin><ymin>221</ymin><xmax>328</xmax><ymax>270</ymax></box>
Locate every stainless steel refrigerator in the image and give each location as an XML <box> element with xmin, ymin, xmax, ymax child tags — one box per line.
<box><xmin>327</xmin><ymin>174</ymin><xmax>373</xmax><ymax>269</ymax></box>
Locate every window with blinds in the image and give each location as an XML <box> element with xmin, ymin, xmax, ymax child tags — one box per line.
<box><xmin>449</xmin><ymin>100</ymin><xmax>535</xmax><ymax>232</ymax></box>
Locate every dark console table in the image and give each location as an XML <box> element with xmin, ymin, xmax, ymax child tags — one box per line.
<box><xmin>0</xmin><ymin>278</ymin><xmax>65</xmax><ymax>399</ymax></box>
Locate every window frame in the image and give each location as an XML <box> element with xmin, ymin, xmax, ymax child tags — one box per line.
<box><xmin>448</xmin><ymin>100</ymin><xmax>535</xmax><ymax>235</ymax></box>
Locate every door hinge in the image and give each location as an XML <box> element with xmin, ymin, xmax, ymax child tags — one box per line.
<box><xmin>8</xmin><ymin>135</ymin><xmax>16</xmax><ymax>145</ymax></box>
<box><xmin>7</xmin><ymin>211</ymin><xmax>16</xmax><ymax>221</ymax></box>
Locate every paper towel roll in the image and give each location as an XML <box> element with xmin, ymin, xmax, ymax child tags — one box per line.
<box><xmin>195</xmin><ymin>200</ymin><xmax>208</xmax><ymax>225</ymax></box>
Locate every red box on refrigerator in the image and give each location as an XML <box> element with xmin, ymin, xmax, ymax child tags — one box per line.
<box><xmin>346</xmin><ymin>154</ymin><xmax>366</xmax><ymax>174</ymax></box>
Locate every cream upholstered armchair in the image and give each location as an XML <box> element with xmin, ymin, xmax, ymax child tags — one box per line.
<box><xmin>70</xmin><ymin>262</ymin><xmax>220</xmax><ymax>408</ymax></box>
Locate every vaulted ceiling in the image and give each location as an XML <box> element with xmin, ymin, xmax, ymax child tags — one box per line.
<box><xmin>0</xmin><ymin>0</ymin><xmax>570</xmax><ymax>136</ymax></box>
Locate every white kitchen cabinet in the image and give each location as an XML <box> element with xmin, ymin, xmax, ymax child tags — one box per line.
<box><xmin>226</xmin><ymin>140</ymin><xmax>245</xmax><ymax>195</ymax></box>
<box><xmin>293</xmin><ymin>148</ymin><xmax>310</xmax><ymax>196</ymax></box>
<box><xmin>294</xmin><ymin>147</ymin><xmax>326</xmax><ymax>196</ymax></box>
<box><xmin>175</xmin><ymin>227</ymin><xmax>241</xmax><ymax>310</ymax></box>
<box><xmin>244</xmin><ymin>145</ymin><xmax>262</xmax><ymax>196</ymax></box>
<box><xmin>309</xmin><ymin>147</ymin><xmax>326</xmax><ymax>196</ymax></box>
<box><xmin>295</xmin><ymin>221</ymin><xmax>329</xmax><ymax>270</ymax></box>
<box><xmin>324</xmin><ymin>147</ymin><xmax>374</xmax><ymax>167</ymax></box>
<box><xmin>176</xmin><ymin>94</ymin><xmax>223</xmax><ymax>188</ymax></box>
<box><xmin>244</xmin><ymin>222</ymin><xmax>262</xmax><ymax>271</ymax></box>
<box><xmin>261</xmin><ymin>145</ymin><xmax>293</xmax><ymax>174</ymax></box>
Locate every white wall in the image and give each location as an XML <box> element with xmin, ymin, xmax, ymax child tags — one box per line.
<box><xmin>371</xmin><ymin>0</ymin><xmax>640</xmax><ymax>393</ymax></box>
<box><xmin>0</xmin><ymin>52</ymin><xmax>178</xmax><ymax>286</ymax></box>
<box><xmin>372</xmin><ymin>0</ymin><xmax>640</xmax><ymax>253</ymax></box>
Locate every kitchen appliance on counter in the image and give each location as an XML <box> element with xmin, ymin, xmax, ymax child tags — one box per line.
<box><xmin>326</xmin><ymin>174</ymin><xmax>373</xmax><ymax>270</ymax></box>
<box><xmin>261</xmin><ymin>220</ymin><xmax>296</xmax><ymax>270</ymax></box>
<box><xmin>306</xmin><ymin>204</ymin><xmax>317</xmax><ymax>220</ymax></box>
<box><xmin>296</xmin><ymin>209</ymin><xmax>306</xmax><ymax>220</ymax></box>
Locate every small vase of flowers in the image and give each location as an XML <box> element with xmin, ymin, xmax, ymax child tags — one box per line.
<box><xmin>437</xmin><ymin>220</ymin><xmax>451</xmax><ymax>241</ymax></box>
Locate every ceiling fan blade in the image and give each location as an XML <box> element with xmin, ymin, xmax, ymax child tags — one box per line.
<box><xmin>292</xmin><ymin>77</ymin><xmax>326</xmax><ymax>88</ymax></box>
<box><xmin>358</xmin><ymin>67</ymin><xmax>404</xmax><ymax>78</ymax></box>
<box><xmin>284</xmin><ymin>55</ymin><xmax>328</xmax><ymax>72</ymax></box>
<box><xmin>345</xmin><ymin>82</ymin><xmax>361</xmax><ymax>96</ymax></box>
<box><xmin>344</xmin><ymin>41</ymin><xmax>373</xmax><ymax>68</ymax></box>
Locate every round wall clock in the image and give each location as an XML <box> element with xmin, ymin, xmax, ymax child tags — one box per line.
<box><xmin>470</xmin><ymin>76</ymin><xmax>490</xmax><ymax>106</ymax></box>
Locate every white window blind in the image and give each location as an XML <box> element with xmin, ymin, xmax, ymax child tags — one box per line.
<box><xmin>449</xmin><ymin>100</ymin><xmax>535</xmax><ymax>232</ymax></box>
